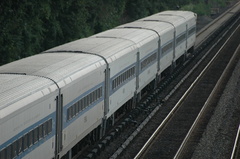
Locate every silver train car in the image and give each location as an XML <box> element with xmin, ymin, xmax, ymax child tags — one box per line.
<box><xmin>0</xmin><ymin>10</ymin><xmax>196</xmax><ymax>159</ymax></box>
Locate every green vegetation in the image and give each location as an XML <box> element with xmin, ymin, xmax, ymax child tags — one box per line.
<box><xmin>181</xmin><ymin>2</ymin><xmax>211</xmax><ymax>15</ymax></box>
<box><xmin>0</xmin><ymin>0</ymin><xmax>230</xmax><ymax>65</ymax></box>
<box><xmin>181</xmin><ymin>0</ymin><xmax>228</xmax><ymax>15</ymax></box>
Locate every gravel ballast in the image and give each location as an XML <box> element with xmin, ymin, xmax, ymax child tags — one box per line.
<box><xmin>192</xmin><ymin>55</ymin><xmax>240</xmax><ymax>159</ymax></box>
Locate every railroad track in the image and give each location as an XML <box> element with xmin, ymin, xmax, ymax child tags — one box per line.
<box><xmin>231</xmin><ymin>125</ymin><xmax>240</xmax><ymax>159</ymax></box>
<box><xmin>195</xmin><ymin>0</ymin><xmax>240</xmax><ymax>48</ymax></box>
<box><xmin>174</xmin><ymin>37</ymin><xmax>240</xmax><ymax>159</ymax></box>
<box><xmin>132</xmin><ymin>14</ymin><xmax>240</xmax><ymax>159</ymax></box>
<box><xmin>81</xmin><ymin>2</ymin><xmax>240</xmax><ymax>159</ymax></box>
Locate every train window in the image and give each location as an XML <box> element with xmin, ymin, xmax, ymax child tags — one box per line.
<box><xmin>130</xmin><ymin>68</ymin><xmax>133</xmax><ymax>76</ymax></box>
<box><xmin>71</xmin><ymin>106</ymin><xmax>73</xmax><ymax>118</ymax></box>
<box><xmin>127</xmin><ymin>69</ymin><xmax>130</xmax><ymax>78</ymax></box>
<box><xmin>88</xmin><ymin>94</ymin><xmax>91</xmax><ymax>106</ymax></box>
<box><xmin>83</xmin><ymin>98</ymin><xmax>85</xmax><ymax>109</ymax></box>
<box><xmin>188</xmin><ymin>27</ymin><xmax>196</xmax><ymax>36</ymax></box>
<box><xmin>116</xmin><ymin>78</ymin><xmax>118</xmax><ymax>88</ymax></box>
<box><xmin>91</xmin><ymin>92</ymin><xmax>94</xmax><ymax>103</ymax></box>
<box><xmin>85</xmin><ymin>96</ymin><xmax>88</xmax><ymax>107</ymax></box>
<box><xmin>117</xmin><ymin>76</ymin><xmax>120</xmax><ymax>85</ymax></box>
<box><xmin>176</xmin><ymin>34</ymin><xmax>186</xmax><ymax>45</ymax></box>
<box><xmin>84</xmin><ymin>96</ymin><xmax>87</xmax><ymax>108</ymax></box>
<box><xmin>0</xmin><ymin>118</ymin><xmax>53</xmax><ymax>159</ymax></box>
<box><xmin>115</xmin><ymin>77</ymin><xmax>118</xmax><ymax>88</ymax></box>
<box><xmin>119</xmin><ymin>75</ymin><xmax>122</xmax><ymax>85</ymax></box>
<box><xmin>93</xmin><ymin>92</ymin><xmax>95</xmax><ymax>103</ymax></box>
<box><xmin>131</xmin><ymin>67</ymin><xmax>134</xmax><ymax>75</ymax></box>
<box><xmin>70</xmin><ymin>106</ymin><xmax>73</xmax><ymax>118</ymax></box>
<box><xmin>120</xmin><ymin>75</ymin><xmax>122</xmax><ymax>84</ymax></box>
<box><xmin>96</xmin><ymin>88</ymin><xmax>100</xmax><ymax>98</ymax></box>
<box><xmin>71</xmin><ymin>106</ymin><xmax>74</xmax><ymax>118</ymax></box>
<box><xmin>99</xmin><ymin>88</ymin><xmax>102</xmax><ymax>98</ymax></box>
<box><xmin>141</xmin><ymin>53</ymin><xmax>157</xmax><ymax>70</ymax></box>
<box><xmin>123</xmin><ymin>72</ymin><xmax>125</xmax><ymax>82</ymax></box>
<box><xmin>76</xmin><ymin>102</ymin><xmax>79</xmax><ymax>113</ymax></box>
<box><xmin>79</xmin><ymin>99</ymin><xmax>83</xmax><ymax>111</ymax></box>
<box><xmin>88</xmin><ymin>94</ymin><xmax>91</xmax><ymax>105</ymax></box>
<box><xmin>47</xmin><ymin>119</ymin><xmax>52</xmax><ymax>134</ymax></box>
<box><xmin>6</xmin><ymin>145</ymin><xmax>11</xmax><ymax>159</ymax></box>
<box><xmin>83</xmin><ymin>97</ymin><xmax>86</xmax><ymax>109</ymax></box>
<box><xmin>94</xmin><ymin>91</ymin><xmax>97</xmax><ymax>101</ymax></box>
<box><xmin>89</xmin><ymin>93</ymin><xmax>92</xmax><ymax>104</ymax></box>
<box><xmin>17</xmin><ymin>137</ymin><xmax>23</xmax><ymax>154</ymax></box>
<box><xmin>45</xmin><ymin>120</ymin><xmax>49</xmax><ymax>134</ymax></box>
<box><xmin>80</xmin><ymin>99</ymin><xmax>83</xmax><ymax>110</ymax></box>
<box><xmin>43</xmin><ymin>119</ymin><xmax>52</xmax><ymax>135</ymax></box>
<box><xmin>1</xmin><ymin>120</ymin><xmax>54</xmax><ymax>158</ymax></box>
<box><xmin>12</xmin><ymin>140</ymin><xmax>17</xmax><ymax>158</ymax></box>
<box><xmin>118</xmin><ymin>76</ymin><xmax>120</xmax><ymax>86</ymax></box>
<box><xmin>67</xmin><ymin>107</ymin><xmax>70</xmax><ymax>120</ymax></box>
<box><xmin>28</xmin><ymin>130</ymin><xmax>33</xmax><ymax>147</ymax></box>
<box><xmin>33</xmin><ymin>127</ymin><xmax>39</xmax><ymax>144</ymax></box>
<box><xmin>88</xmin><ymin>94</ymin><xmax>92</xmax><ymax>104</ymax></box>
<box><xmin>92</xmin><ymin>92</ymin><xmax>95</xmax><ymax>103</ymax></box>
<box><xmin>86</xmin><ymin>95</ymin><xmax>90</xmax><ymax>107</ymax></box>
<box><xmin>95</xmin><ymin>90</ymin><xmax>97</xmax><ymax>100</ymax></box>
<box><xmin>96</xmin><ymin>88</ymin><xmax>99</xmax><ymax>98</ymax></box>
<box><xmin>115</xmin><ymin>77</ymin><xmax>117</xmax><ymax>87</ymax></box>
<box><xmin>23</xmin><ymin>134</ymin><xmax>28</xmax><ymax>151</ymax></box>
<box><xmin>78</xmin><ymin>101</ymin><xmax>81</xmax><ymax>112</ymax></box>
<box><xmin>114</xmin><ymin>79</ymin><xmax>117</xmax><ymax>89</ymax></box>
<box><xmin>39</xmin><ymin>124</ymin><xmax>43</xmax><ymax>140</ymax></box>
<box><xmin>100</xmin><ymin>87</ymin><xmax>103</xmax><ymax>97</ymax></box>
<box><xmin>0</xmin><ymin>148</ymin><xmax>5</xmax><ymax>159</ymax></box>
<box><xmin>77</xmin><ymin>101</ymin><xmax>81</xmax><ymax>113</ymax></box>
<box><xmin>76</xmin><ymin>103</ymin><xmax>79</xmax><ymax>114</ymax></box>
<box><xmin>75</xmin><ymin>103</ymin><xmax>79</xmax><ymax>114</ymax></box>
<box><xmin>43</xmin><ymin>121</ymin><xmax>47</xmax><ymax>137</ymax></box>
<box><xmin>85</xmin><ymin>96</ymin><xmax>89</xmax><ymax>107</ymax></box>
<box><xmin>118</xmin><ymin>76</ymin><xmax>121</xmax><ymax>85</ymax></box>
<box><xmin>93</xmin><ymin>90</ymin><xmax>96</xmax><ymax>102</ymax></box>
<box><xmin>73</xmin><ymin>104</ymin><xmax>76</xmax><ymax>117</ymax></box>
<box><xmin>119</xmin><ymin>75</ymin><xmax>122</xmax><ymax>84</ymax></box>
<box><xmin>162</xmin><ymin>42</ymin><xmax>173</xmax><ymax>55</ymax></box>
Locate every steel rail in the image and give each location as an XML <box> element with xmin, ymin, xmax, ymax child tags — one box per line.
<box><xmin>134</xmin><ymin>15</ymin><xmax>240</xmax><ymax>159</ymax></box>
<box><xmin>109</xmin><ymin>4</ymin><xmax>240</xmax><ymax>159</ymax></box>
<box><xmin>231</xmin><ymin>124</ymin><xmax>240</xmax><ymax>159</ymax></box>
<box><xmin>195</xmin><ymin>0</ymin><xmax>240</xmax><ymax>48</ymax></box>
<box><xmin>174</xmin><ymin>24</ymin><xmax>240</xmax><ymax>158</ymax></box>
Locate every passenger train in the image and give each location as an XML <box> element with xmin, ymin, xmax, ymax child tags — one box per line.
<box><xmin>0</xmin><ymin>10</ymin><xmax>197</xmax><ymax>159</ymax></box>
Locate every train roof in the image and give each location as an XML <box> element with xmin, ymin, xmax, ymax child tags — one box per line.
<box><xmin>158</xmin><ymin>10</ymin><xmax>197</xmax><ymax>20</ymax></box>
<box><xmin>47</xmin><ymin>37</ymin><xmax>138</xmax><ymax>63</ymax></box>
<box><xmin>91</xmin><ymin>27</ymin><xmax>158</xmax><ymax>46</ymax></box>
<box><xmin>0</xmin><ymin>53</ymin><xmax>105</xmax><ymax>84</ymax></box>
<box><xmin>0</xmin><ymin>74</ymin><xmax>57</xmax><ymax>117</ymax></box>
<box><xmin>140</xmin><ymin>14</ymin><xmax>186</xmax><ymax>27</ymax></box>
<box><xmin>117</xmin><ymin>20</ymin><xmax>174</xmax><ymax>35</ymax></box>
